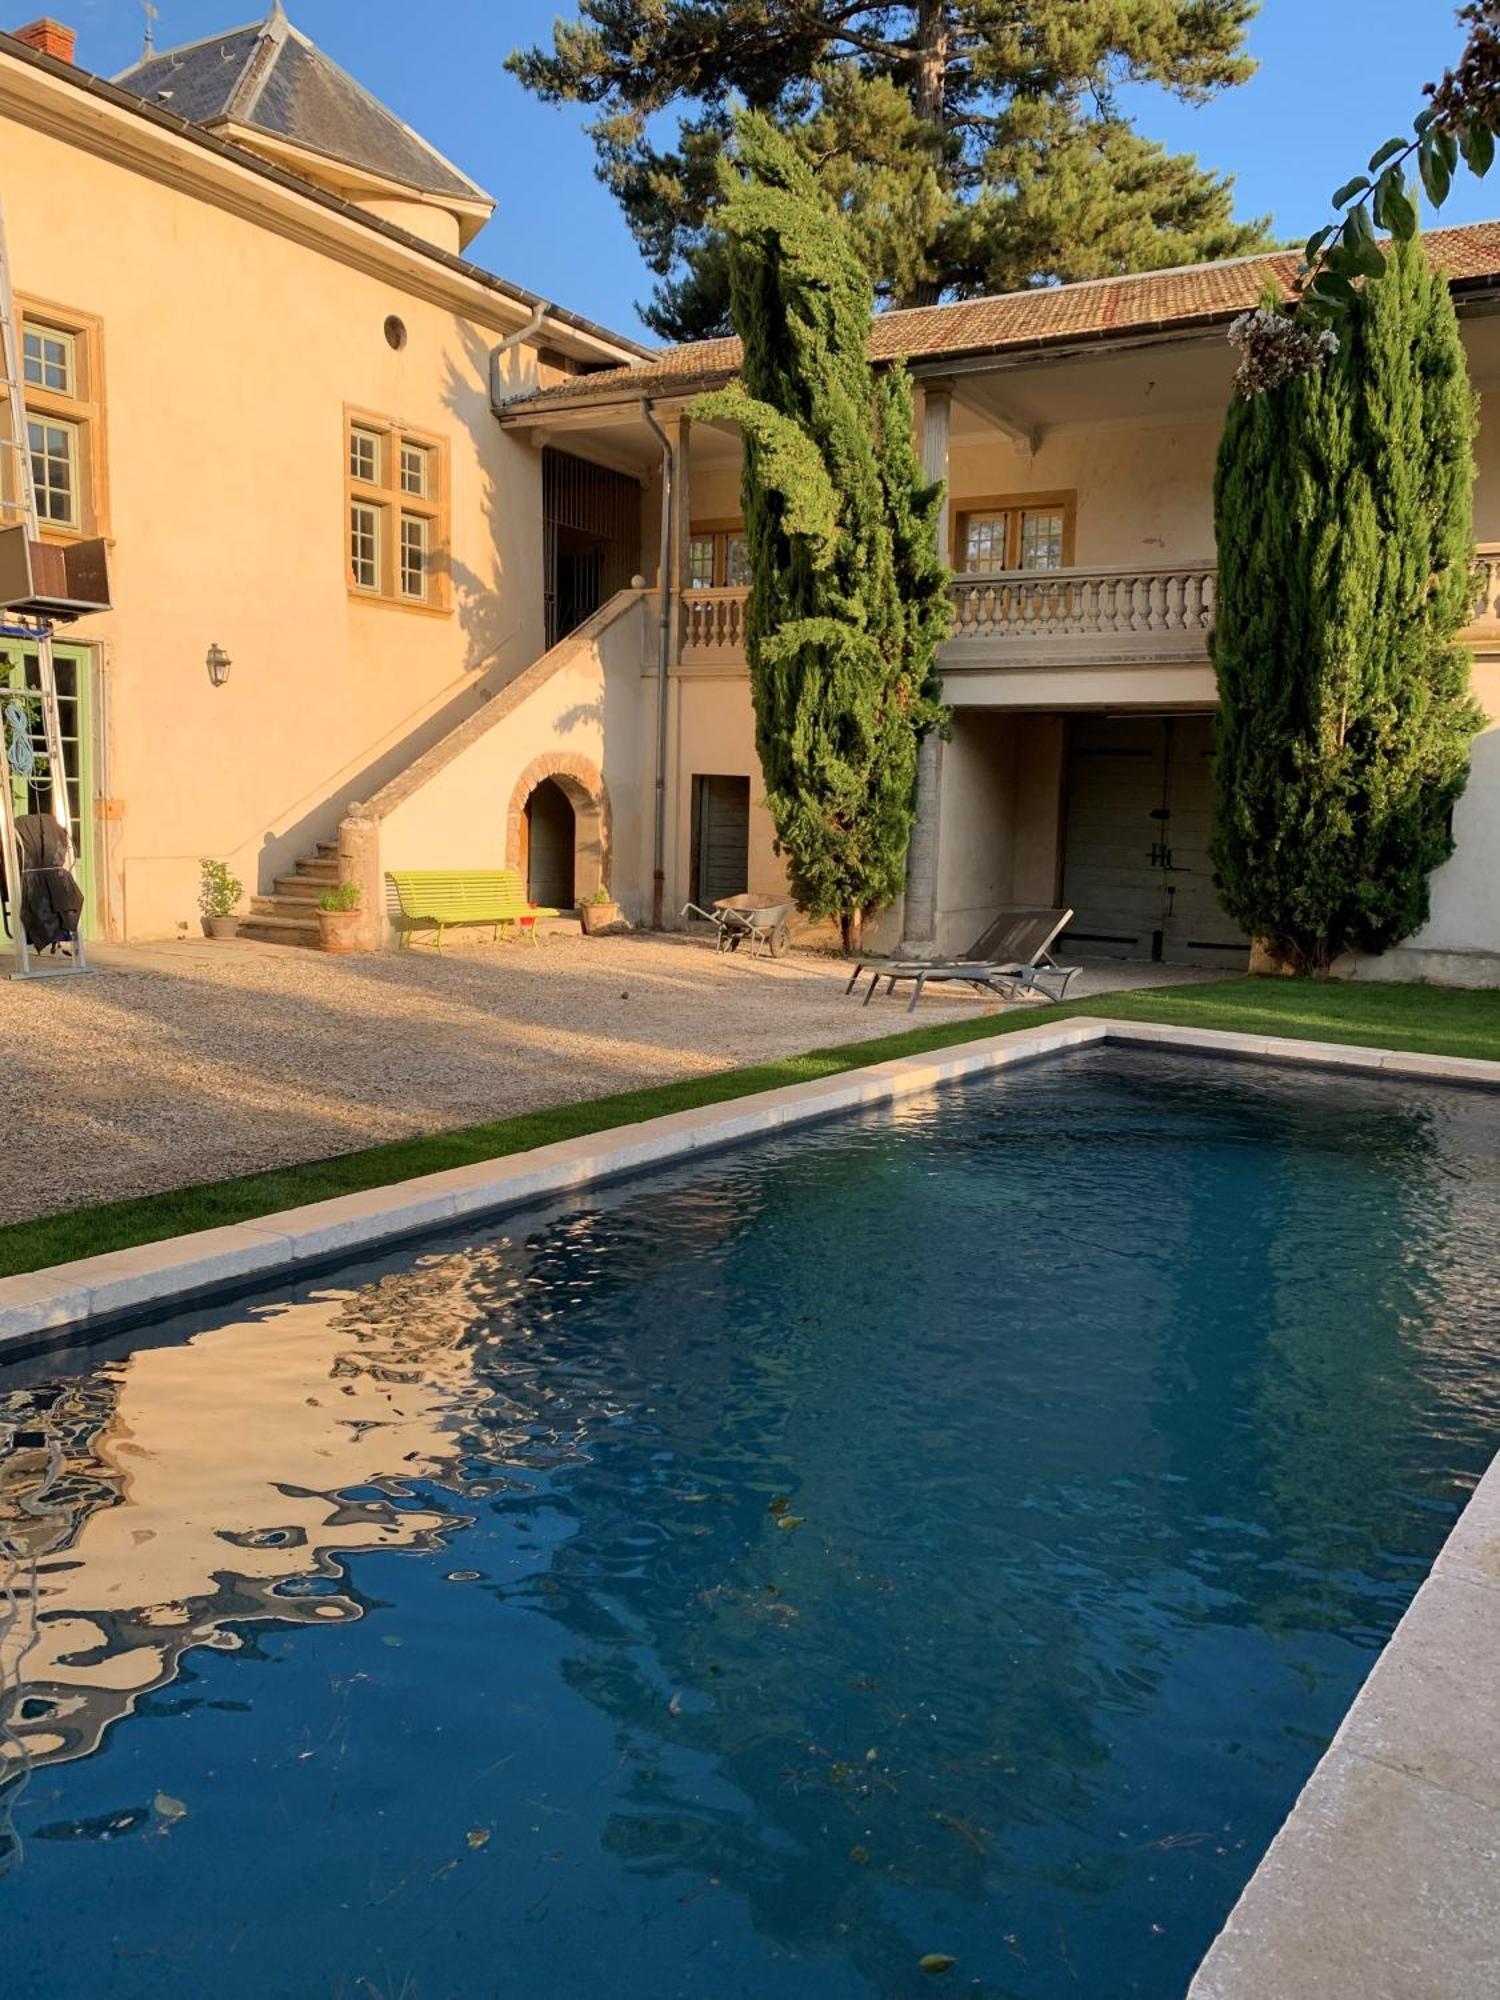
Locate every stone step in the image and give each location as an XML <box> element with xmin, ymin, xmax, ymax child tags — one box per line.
<box><xmin>270</xmin><ymin>875</ymin><xmax>326</xmax><ymax>902</ymax></box>
<box><xmin>316</xmin><ymin>840</ymin><xmax>338</xmax><ymax>858</ymax></box>
<box><xmin>296</xmin><ymin>857</ymin><xmax>339</xmax><ymax>881</ymax></box>
<box><xmin>239</xmin><ymin>910</ymin><xmax>321</xmax><ymax>946</ymax></box>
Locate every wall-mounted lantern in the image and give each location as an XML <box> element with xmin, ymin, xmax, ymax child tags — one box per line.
<box><xmin>205</xmin><ymin>643</ymin><xmax>232</xmax><ymax>688</ymax></box>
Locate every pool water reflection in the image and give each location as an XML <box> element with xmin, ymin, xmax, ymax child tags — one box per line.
<box><xmin>3</xmin><ymin>1049</ymin><xmax>1499</xmax><ymax>1998</ymax></box>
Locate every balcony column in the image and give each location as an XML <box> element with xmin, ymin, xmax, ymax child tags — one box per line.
<box><xmin>900</xmin><ymin>379</ymin><xmax>952</xmax><ymax>955</ymax></box>
<box><xmin>660</xmin><ymin>412</ymin><xmax>693</xmax><ymax>666</ymax></box>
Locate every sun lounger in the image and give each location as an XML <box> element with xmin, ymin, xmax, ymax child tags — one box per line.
<box><xmin>850</xmin><ymin>906</ymin><xmax>1080</xmax><ymax>1013</ymax></box>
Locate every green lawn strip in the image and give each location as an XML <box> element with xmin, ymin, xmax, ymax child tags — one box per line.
<box><xmin>5</xmin><ymin>976</ymin><xmax>1498</xmax><ymax>1280</ymax></box>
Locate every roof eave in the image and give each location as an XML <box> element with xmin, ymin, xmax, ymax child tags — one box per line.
<box><xmin>0</xmin><ymin>31</ymin><xmax>651</xmax><ymax>364</ymax></box>
<box><xmin>499</xmin><ymin>265</ymin><xmax>1500</xmax><ymax>418</ymax></box>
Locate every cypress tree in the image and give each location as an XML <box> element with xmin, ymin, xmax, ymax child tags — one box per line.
<box><xmin>693</xmin><ymin>112</ymin><xmax>948</xmax><ymax>951</ymax></box>
<box><xmin>1211</xmin><ymin>231</ymin><xmax>1483</xmax><ymax>973</ymax></box>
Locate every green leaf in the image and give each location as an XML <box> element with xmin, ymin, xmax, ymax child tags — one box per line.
<box><xmin>1379</xmin><ymin>170</ymin><xmax>1418</xmax><ymax>240</ymax></box>
<box><xmin>1367</xmin><ymin>137</ymin><xmax>1407</xmax><ymax>173</ymax></box>
<box><xmin>1420</xmin><ymin>136</ymin><xmax>1452</xmax><ymax>209</ymax></box>
<box><xmin>1438</xmin><ymin>128</ymin><xmax>1460</xmax><ymax>177</ymax></box>
<box><xmin>1303</xmin><ymin>224</ymin><xmax>1335</xmax><ymax>264</ymax></box>
<box><xmin>1310</xmin><ymin>270</ymin><xmax>1357</xmax><ymax>306</ymax></box>
<box><xmin>1461</xmin><ymin>117</ymin><xmax>1496</xmax><ymax>178</ymax></box>
<box><xmin>1331</xmin><ymin>176</ymin><xmax>1370</xmax><ymax>209</ymax></box>
<box><xmin>1339</xmin><ymin>217</ymin><xmax>1386</xmax><ymax>280</ymax></box>
<box><xmin>1414</xmin><ymin>107</ymin><xmax>1439</xmax><ymax>137</ymax></box>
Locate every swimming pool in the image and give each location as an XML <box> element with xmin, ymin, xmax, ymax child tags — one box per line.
<box><xmin>3</xmin><ymin>1046</ymin><xmax>1499</xmax><ymax>1998</ymax></box>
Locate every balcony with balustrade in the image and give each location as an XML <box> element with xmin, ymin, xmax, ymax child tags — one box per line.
<box><xmin>678</xmin><ymin>546</ymin><xmax>1500</xmax><ymax>685</ymax></box>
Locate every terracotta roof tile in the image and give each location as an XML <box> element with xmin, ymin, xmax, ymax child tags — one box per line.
<box><xmin>504</xmin><ymin>222</ymin><xmax>1500</xmax><ymax>415</ymax></box>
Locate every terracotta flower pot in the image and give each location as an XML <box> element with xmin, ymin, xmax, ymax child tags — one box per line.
<box><xmin>204</xmin><ymin>915</ymin><xmax>240</xmax><ymax>940</ymax></box>
<box><xmin>578</xmin><ymin>899</ymin><xmax>621</xmax><ymax>935</ymax></box>
<box><xmin>317</xmin><ymin>907</ymin><xmax>363</xmax><ymax>954</ymax></box>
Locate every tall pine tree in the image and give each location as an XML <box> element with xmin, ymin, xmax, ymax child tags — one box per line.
<box><xmin>692</xmin><ymin>112</ymin><xmax>948</xmax><ymax>951</ymax></box>
<box><xmin>509</xmin><ymin>2</ymin><xmax>1270</xmax><ymax>339</ymax></box>
<box><xmin>1211</xmin><ymin>231</ymin><xmax>1483</xmax><ymax>974</ymax></box>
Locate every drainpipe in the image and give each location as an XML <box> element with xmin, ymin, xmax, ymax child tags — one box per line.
<box><xmin>640</xmin><ymin>399</ymin><xmax>674</xmax><ymax>929</ymax></box>
<box><xmin>488</xmin><ymin>300</ymin><xmax>549</xmax><ymax>412</ymax></box>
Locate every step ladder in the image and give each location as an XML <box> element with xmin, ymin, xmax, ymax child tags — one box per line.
<box><xmin>0</xmin><ymin>198</ymin><xmax>88</xmax><ymax>979</ymax></box>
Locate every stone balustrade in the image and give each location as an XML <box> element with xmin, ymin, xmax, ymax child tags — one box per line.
<box><xmin>676</xmin><ymin>547</ymin><xmax>1500</xmax><ymax>670</ymax></box>
<box><xmin>950</xmin><ymin>562</ymin><xmax>1216</xmax><ymax>643</ymax></box>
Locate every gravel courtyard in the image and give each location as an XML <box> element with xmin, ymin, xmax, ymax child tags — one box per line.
<box><xmin>0</xmin><ymin>932</ymin><xmax>1213</xmax><ymax>1225</ymax></box>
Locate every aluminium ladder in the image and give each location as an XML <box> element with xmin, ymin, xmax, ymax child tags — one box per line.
<box><xmin>0</xmin><ymin>197</ymin><xmax>87</xmax><ymax>978</ymax></box>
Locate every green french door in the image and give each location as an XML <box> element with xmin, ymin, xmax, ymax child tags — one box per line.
<box><xmin>0</xmin><ymin>639</ymin><xmax>95</xmax><ymax>937</ymax></box>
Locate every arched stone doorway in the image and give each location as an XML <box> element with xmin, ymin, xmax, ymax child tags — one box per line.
<box><xmin>522</xmin><ymin>778</ymin><xmax>575</xmax><ymax>908</ymax></box>
<box><xmin>507</xmin><ymin>754</ymin><xmax>610</xmax><ymax>911</ymax></box>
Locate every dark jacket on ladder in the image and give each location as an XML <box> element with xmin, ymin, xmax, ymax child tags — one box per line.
<box><xmin>1</xmin><ymin>813</ymin><xmax>84</xmax><ymax>950</ymax></box>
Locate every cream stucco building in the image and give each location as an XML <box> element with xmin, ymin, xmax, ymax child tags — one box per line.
<box><xmin>4</xmin><ymin>8</ymin><xmax>1500</xmax><ymax>981</ymax></box>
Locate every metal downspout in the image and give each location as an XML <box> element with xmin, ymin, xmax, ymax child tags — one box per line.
<box><xmin>488</xmin><ymin>301</ymin><xmax>549</xmax><ymax>412</ymax></box>
<box><xmin>640</xmin><ymin>400</ymin><xmax>674</xmax><ymax>929</ymax></box>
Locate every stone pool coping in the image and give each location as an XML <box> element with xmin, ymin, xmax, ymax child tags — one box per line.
<box><xmin>4</xmin><ymin>1013</ymin><xmax>1499</xmax><ymax>1998</ymax></box>
<box><xmin>7</xmin><ymin>1014</ymin><xmax>1496</xmax><ymax>1357</ymax></box>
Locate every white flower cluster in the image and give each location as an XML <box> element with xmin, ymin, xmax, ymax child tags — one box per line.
<box><xmin>1227</xmin><ymin>308</ymin><xmax>1340</xmax><ymax>397</ymax></box>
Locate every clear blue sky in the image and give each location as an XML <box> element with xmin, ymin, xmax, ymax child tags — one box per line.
<box><xmin>69</xmin><ymin>0</ymin><xmax>1490</xmax><ymax>344</ymax></box>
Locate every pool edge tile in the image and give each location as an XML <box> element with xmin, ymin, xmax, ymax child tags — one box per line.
<box><xmin>1188</xmin><ymin>1746</ymin><xmax>1500</xmax><ymax>2000</ymax></box>
<box><xmin>6</xmin><ymin>1012</ymin><xmax>1491</xmax><ymax>1351</ymax></box>
<box><xmin>1190</xmin><ymin>1441</ymin><xmax>1500</xmax><ymax>1997</ymax></box>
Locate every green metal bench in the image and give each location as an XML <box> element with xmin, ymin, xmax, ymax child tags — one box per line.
<box><xmin>386</xmin><ymin>868</ymin><xmax>556</xmax><ymax>950</ymax></box>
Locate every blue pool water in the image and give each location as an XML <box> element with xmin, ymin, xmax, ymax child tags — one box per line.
<box><xmin>3</xmin><ymin>1048</ymin><xmax>1500</xmax><ymax>1999</ymax></box>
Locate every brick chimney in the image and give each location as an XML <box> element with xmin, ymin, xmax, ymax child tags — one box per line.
<box><xmin>12</xmin><ymin>18</ymin><xmax>76</xmax><ymax>62</ymax></box>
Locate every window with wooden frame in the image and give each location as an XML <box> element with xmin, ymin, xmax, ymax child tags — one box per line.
<box><xmin>18</xmin><ymin>298</ymin><xmax>107</xmax><ymax>540</ymax></box>
<box><xmin>687</xmin><ymin>521</ymin><xmax>749</xmax><ymax>589</ymax></box>
<box><xmin>953</xmin><ymin>492</ymin><xmax>1075</xmax><ymax>575</ymax></box>
<box><xmin>344</xmin><ymin>409</ymin><xmax>449</xmax><ymax>610</ymax></box>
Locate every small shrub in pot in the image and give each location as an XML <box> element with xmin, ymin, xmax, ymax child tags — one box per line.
<box><xmin>199</xmin><ymin>858</ymin><xmax>243</xmax><ymax>940</ymax></box>
<box><xmin>317</xmin><ymin>879</ymin><xmax>363</xmax><ymax>954</ymax></box>
<box><xmin>578</xmin><ymin>886</ymin><xmax>621</xmax><ymax>935</ymax></box>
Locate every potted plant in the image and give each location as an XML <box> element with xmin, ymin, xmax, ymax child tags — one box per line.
<box><xmin>578</xmin><ymin>885</ymin><xmax>621</xmax><ymax>935</ymax></box>
<box><xmin>199</xmin><ymin>858</ymin><xmax>243</xmax><ymax>940</ymax></box>
<box><xmin>316</xmin><ymin>879</ymin><xmax>363</xmax><ymax>954</ymax></box>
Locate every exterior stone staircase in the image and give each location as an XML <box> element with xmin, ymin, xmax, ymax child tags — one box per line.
<box><xmin>238</xmin><ymin>839</ymin><xmax>338</xmax><ymax>947</ymax></box>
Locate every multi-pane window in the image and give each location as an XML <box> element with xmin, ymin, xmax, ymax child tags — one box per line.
<box><xmin>962</xmin><ymin>513</ymin><xmax>1009</xmax><ymax>572</ymax></box>
<box><xmin>399</xmin><ymin>513</ymin><xmax>429</xmax><ymax>600</ymax></box>
<box><xmin>344</xmin><ymin>411</ymin><xmax>448</xmax><ymax>609</ymax></box>
<box><xmin>688</xmin><ymin>524</ymin><xmax>750</xmax><ymax>588</ymax></box>
<box><xmin>1018</xmin><ymin>509</ymin><xmax>1065</xmax><ymax>570</ymax></box>
<box><xmin>23</xmin><ymin>327</ymin><xmax>74</xmax><ymax>395</ymax></box>
<box><xmin>28</xmin><ymin>418</ymin><xmax>78</xmax><ymax>527</ymax></box>
<box><xmin>17</xmin><ymin>304</ymin><xmax>105</xmax><ymax>538</ymax></box>
<box><xmin>350</xmin><ymin>502</ymin><xmax>380</xmax><ymax>592</ymax></box>
<box><xmin>400</xmin><ymin>442</ymin><xmax>430</xmax><ymax>498</ymax></box>
<box><xmin>956</xmin><ymin>496</ymin><xmax>1074</xmax><ymax>574</ymax></box>
<box><xmin>349</xmin><ymin>426</ymin><xmax>381</xmax><ymax>485</ymax></box>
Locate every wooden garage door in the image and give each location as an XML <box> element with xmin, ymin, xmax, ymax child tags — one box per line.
<box><xmin>1061</xmin><ymin>716</ymin><xmax>1247</xmax><ymax>967</ymax></box>
<box><xmin>691</xmin><ymin>774</ymin><xmax>750</xmax><ymax>905</ymax></box>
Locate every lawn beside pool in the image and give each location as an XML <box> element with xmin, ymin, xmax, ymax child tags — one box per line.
<box><xmin>1</xmin><ymin>971</ymin><xmax>1496</xmax><ymax>1280</ymax></box>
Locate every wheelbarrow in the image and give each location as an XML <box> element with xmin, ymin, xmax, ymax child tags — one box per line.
<box><xmin>681</xmin><ymin>894</ymin><xmax>794</xmax><ymax>959</ymax></box>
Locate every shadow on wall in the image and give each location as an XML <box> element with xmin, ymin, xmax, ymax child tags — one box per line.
<box><xmin>441</xmin><ymin>318</ymin><xmax>538</xmax><ymax>688</ymax></box>
<box><xmin>242</xmin><ymin>319</ymin><xmax>538</xmax><ymax>895</ymax></box>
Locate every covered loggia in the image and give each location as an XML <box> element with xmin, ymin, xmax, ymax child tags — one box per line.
<box><xmin>1059</xmin><ymin>713</ymin><xmax>1247</xmax><ymax>967</ymax></box>
<box><xmin>541</xmin><ymin>447</ymin><xmax>643</xmax><ymax>649</ymax></box>
<box><xmin>924</xmin><ymin>707</ymin><xmax>1248</xmax><ymax>970</ymax></box>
